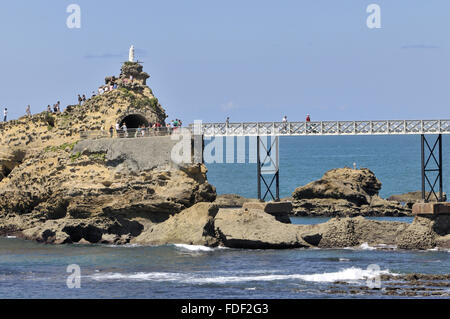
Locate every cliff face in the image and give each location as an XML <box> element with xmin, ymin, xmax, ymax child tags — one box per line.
<box><xmin>0</xmin><ymin>63</ymin><xmax>216</xmax><ymax>245</ymax></box>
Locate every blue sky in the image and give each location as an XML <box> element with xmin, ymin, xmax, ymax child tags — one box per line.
<box><xmin>0</xmin><ymin>0</ymin><xmax>449</xmax><ymax>124</ymax></box>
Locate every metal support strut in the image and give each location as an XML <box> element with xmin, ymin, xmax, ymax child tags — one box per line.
<box><xmin>257</xmin><ymin>136</ymin><xmax>280</xmax><ymax>202</ymax></box>
<box><xmin>421</xmin><ymin>134</ymin><xmax>444</xmax><ymax>202</ymax></box>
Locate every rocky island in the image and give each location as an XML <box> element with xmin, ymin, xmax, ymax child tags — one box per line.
<box><xmin>290</xmin><ymin>167</ymin><xmax>411</xmax><ymax>217</ymax></box>
<box><xmin>0</xmin><ymin>60</ymin><xmax>449</xmax><ymax>251</ymax></box>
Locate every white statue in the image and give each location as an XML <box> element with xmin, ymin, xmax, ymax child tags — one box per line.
<box><xmin>129</xmin><ymin>45</ymin><xmax>135</xmax><ymax>62</ymax></box>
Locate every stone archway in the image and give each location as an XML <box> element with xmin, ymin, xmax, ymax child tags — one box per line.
<box><xmin>119</xmin><ymin>113</ymin><xmax>149</xmax><ymax>128</ymax></box>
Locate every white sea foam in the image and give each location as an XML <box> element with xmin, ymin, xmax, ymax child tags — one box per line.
<box><xmin>5</xmin><ymin>236</ymin><xmax>16</xmax><ymax>239</ymax></box>
<box><xmin>90</xmin><ymin>267</ymin><xmax>395</xmax><ymax>284</ymax></box>
<box><xmin>339</xmin><ymin>258</ymin><xmax>350</xmax><ymax>262</ymax></box>
<box><xmin>344</xmin><ymin>243</ymin><xmax>397</xmax><ymax>251</ymax></box>
<box><xmin>90</xmin><ymin>272</ymin><xmax>185</xmax><ymax>282</ymax></box>
<box><xmin>359</xmin><ymin>243</ymin><xmax>376</xmax><ymax>250</ymax></box>
<box><xmin>173</xmin><ymin>244</ymin><xmax>215</xmax><ymax>252</ymax></box>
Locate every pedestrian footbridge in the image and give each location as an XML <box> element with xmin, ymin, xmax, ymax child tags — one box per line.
<box><xmin>196</xmin><ymin>120</ymin><xmax>450</xmax><ymax>137</ymax></box>
<box><xmin>192</xmin><ymin>119</ymin><xmax>448</xmax><ymax>203</ymax></box>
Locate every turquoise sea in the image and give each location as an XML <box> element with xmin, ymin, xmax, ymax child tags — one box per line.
<box><xmin>206</xmin><ymin>135</ymin><xmax>450</xmax><ymax>199</ymax></box>
<box><xmin>0</xmin><ymin>135</ymin><xmax>449</xmax><ymax>299</ymax></box>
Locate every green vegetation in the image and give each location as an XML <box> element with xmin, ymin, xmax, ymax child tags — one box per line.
<box><xmin>44</xmin><ymin>141</ymin><xmax>78</xmax><ymax>153</ymax></box>
<box><xmin>58</xmin><ymin>114</ymin><xmax>72</xmax><ymax>127</ymax></box>
<box><xmin>44</xmin><ymin>112</ymin><xmax>55</xmax><ymax>128</ymax></box>
<box><xmin>70</xmin><ymin>152</ymin><xmax>82</xmax><ymax>162</ymax></box>
<box><xmin>89</xmin><ymin>152</ymin><xmax>106</xmax><ymax>162</ymax></box>
<box><xmin>119</xmin><ymin>87</ymin><xmax>159</xmax><ymax>111</ymax></box>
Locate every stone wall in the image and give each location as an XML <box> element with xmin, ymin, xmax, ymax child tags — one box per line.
<box><xmin>73</xmin><ymin>136</ymin><xmax>180</xmax><ymax>172</ymax></box>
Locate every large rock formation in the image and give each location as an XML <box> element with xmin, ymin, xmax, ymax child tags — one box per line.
<box><xmin>0</xmin><ymin>62</ymin><xmax>216</xmax><ymax>245</ymax></box>
<box><xmin>0</xmin><ymin>138</ymin><xmax>216</xmax><ymax>244</ymax></box>
<box><xmin>0</xmin><ymin>62</ymin><xmax>168</xmax><ymax>183</ymax></box>
<box><xmin>213</xmin><ymin>207</ymin><xmax>449</xmax><ymax>250</ymax></box>
<box><xmin>291</xmin><ymin>168</ymin><xmax>410</xmax><ymax>217</ymax></box>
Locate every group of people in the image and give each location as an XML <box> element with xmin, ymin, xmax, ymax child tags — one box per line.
<box><xmin>47</xmin><ymin>101</ymin><xmax>62</xmax><ymax>113</ymax></box>
<box><xmin>98</xmin><ymin>83</ymin><xmax>118</xmax><ymax>96</ymax></box>
<box><xmin>171</xmin><ymin>119</ymin><xmax>183</xmax><ymax>128</ymax></box>
<box><xmin>282</xmin><ymin>114</ymin><xmax>311</xmax><ymax>123</ymax></box>
<box><xmin>107</xmin><ymin>119</ymin><xmax>184</xmax><ymax>139</ymax></box>
<box><xmin>77</xmin><ymin>94</ymin><xmax>87</xmax><ymax>106</ymax></box>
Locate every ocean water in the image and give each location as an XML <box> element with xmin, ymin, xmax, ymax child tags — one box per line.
<box><xmin>0</xmin><ymin>135</ymin><xmax>449</xmax><ymax>299</ymax></box>
<box><xmin>0</xmin><ymin>234</ymin><xmax>448</xmax><ymax>299</ymax></box>
<box><xmin>205</xmin><ymin>135</ymin><xmax>450</xmax><ymax>199</ymax></box>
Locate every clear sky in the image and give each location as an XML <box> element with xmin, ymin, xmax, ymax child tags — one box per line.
<box><xmin>0</xmin><ymin>0</ymin><xmax>449</xmax><ymax>124</ymax></box>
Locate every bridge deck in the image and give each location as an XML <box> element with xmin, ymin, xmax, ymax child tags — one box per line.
<box><xmin>197</xmin><ymin>120</ymin><xmax>450</xmax><ymax>136</ymax></box>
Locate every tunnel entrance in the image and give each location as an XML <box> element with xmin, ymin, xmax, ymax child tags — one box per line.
<box><xmin>120</xmin><ymin>114</ymin><xmax>149</xmax><ymax>128</ymax></box>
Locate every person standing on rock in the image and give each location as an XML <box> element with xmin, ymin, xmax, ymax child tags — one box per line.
<box><xmin>26</xmin><ymin>105</ymin><xmax>31</xmax><ymax>117</ymax></box>
<box><xmin>3</xmin><ymin>108</ymin><xmax>7</xmax><ymax>122</ymax></box>
<box><xmin>122</xmin><ymin>123</ymin><xmax>128</xmax><ymax>138</ymax></box>
<box><xmin>109</xmin><ymin>125</ymin><xmax>114</xmax><ymax>138</ymax></box>
<box><xmin>115</xmin><ymin>122</ymin><xmax>120</xmax><ymax>137</ymax></box>
<box><xmin>78</xmin><ymin>94</ymin><xmax>82</xmax><ymax>106</ymax></box>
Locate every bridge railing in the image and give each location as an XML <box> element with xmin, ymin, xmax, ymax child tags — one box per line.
<box><xmin>80</xmin><ymin>127</ymin><xmax>177</xmax><ymax>140</ymax></box>
<box><xmin>194</xmin><ymin>120</ymin><xmax>450</xmax><ymax>136</ymax></box>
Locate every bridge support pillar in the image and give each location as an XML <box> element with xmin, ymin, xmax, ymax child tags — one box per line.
<box><xmin>257</xmin><ymin>136</ymin><xmax>280</xmax><ymax>202</ymax></box>
<box><xmin>421</xmin><ymin>134</ymin><xmax>444</xmax><ymax>202</ymax></box>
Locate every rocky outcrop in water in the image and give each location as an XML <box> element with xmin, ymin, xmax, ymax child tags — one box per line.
<box><xmin>212</xmin><ymin>207</ymin><xmax>448</xmax><ymax>250</ymax></box>
<box><xmin>291</xmin><ymin>168</ymin><xmax>411</xmax><ymax>217</ymax></box>
<box><xmin>0</xmin><ymin>62</ymin><xmax>215</xmax><ymax>245</ymax></box>
<box><xmin>388</xmin><ymin>191</ymin><xmax>447</xmax><ymax>209</ymax></box>
<box><xmin>0</xmin><ymin>141</ymin><xmax>216</xmax><ymax>245</ymax></box>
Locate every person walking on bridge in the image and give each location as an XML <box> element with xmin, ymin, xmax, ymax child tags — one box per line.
<box><xmin>306</xmin><ymin>114</ymin><xmax>311</xmax><ymax>133</ymax></box>
<box><xmin>282</xmin><ymin>115</ymin><xmax>288</xmax><ymax>133</ymax></box>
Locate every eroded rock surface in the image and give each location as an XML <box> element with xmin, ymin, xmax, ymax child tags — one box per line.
<box><xmin>291</xmin><ymin>168</ymin><xmax>410</xmax><ymax>217</ymax></box>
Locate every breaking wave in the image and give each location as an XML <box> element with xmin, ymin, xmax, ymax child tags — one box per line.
<box><xmin>90</xmin><ymin>267</ymin><xmax>395</xmax><ymax>284</ymax></box>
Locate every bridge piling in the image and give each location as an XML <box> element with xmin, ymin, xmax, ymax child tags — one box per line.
<box><xmin>421</xmin><ymin>134</ymin><xmax>444</xmax><ymax>202</ymax></box>
<box><xmin>257</xmin><ymin>136</ymin><xmax>280</xmax><ymax>202</ymax></box>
